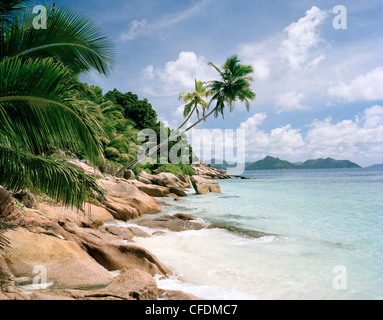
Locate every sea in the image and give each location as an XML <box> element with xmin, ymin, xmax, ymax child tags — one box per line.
<box><xmin>114</xmin><ymin>168</ymin><xmax>383</xmax><ymax>300</ymax></box>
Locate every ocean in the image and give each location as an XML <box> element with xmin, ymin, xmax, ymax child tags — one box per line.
<box><xmin>123</xmin><ymin>168</ymin><xmax>383</xmax><ymax>300</ymax></box>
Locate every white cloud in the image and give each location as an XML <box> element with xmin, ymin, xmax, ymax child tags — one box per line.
<box><xmin>275</xmin><ymin>91</ymin><xmax>307</xmax><ymax>113</ymax></box>
<box><xmin>305</xmin><ymin>105</ymin><xmax>383</xmax><ymax>161</ymax></box>
<box><xmin>121</xmin><ymin>19</ymin><xmax>148</xmax><ymax>41</ymax></box>
<box><xmin>280</xmin><ymin>6</ymin><xmax>327</xmax><ymax>70</ymax></box>
<box><xmin>142</xmin><ymin>51</ymin><xmax>217</xmax><ymax>96</ymax></box>
<box><xmin>236</xmin><ymin>105</ymin><xmax>383</xmax><ymax>165</ymax></box>
<box><xmin>121</xmin><ymin>0</ymin><xmax>210</xmax><ymax>41</ymax></box>
<box><xmin>142</xmin><ymin>65</ymin><xmax>155</xmax><ymax>80</ymax></box>
<box><xmin>239</xmin><ymin>112</ymin><xmax>267</xmax><ymax>130</ymax></box>
<box><xmin>239</xmin><ymin>113</ymin><xmax>305</xmax><ymax>159</ymax></box>
<box><xmin>238</xmin><ymin>6</ymin><xmax>329</xmax><ymax>113</ymax></box>
<box><xmin>328</xmin><ymin>67</ymin><xmax>383</xmax><ymax>101</ymax></box>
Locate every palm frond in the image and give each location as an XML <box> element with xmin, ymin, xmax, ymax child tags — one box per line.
<box><xmin>0</xmin><ymin>145</ymin><xmax>104</xmax><ymax>209</ymax></box>
<box><xmin>0</xmin><ymin>0</ymin><xmax>25</xmax><ymax>23</ymax></box>
<box><xmin>1</xmin><ymin>4</ymin><xmax>115</xmax><ymax>75</ymax></box>
<box><xmin>0</xmin><ymin>57</ymin><xmax>104</xmax><ymax>166</ymax></box>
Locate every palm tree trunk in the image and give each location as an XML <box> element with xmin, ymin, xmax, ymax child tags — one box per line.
<box><xmin>176</xmin><ymin>105</ymin><xmax>197</xmax><ymax>131</ymax></box>
<box><xmin>115</xmin><ymin>106</ymin><xmax>219</xmax><ymax>175</ymax></box>
<box><xmin>179</xmin><ymin>107</ymin><xmax>217</xmax><ymax>135</ymax></box>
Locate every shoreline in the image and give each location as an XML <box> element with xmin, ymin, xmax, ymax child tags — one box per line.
<box><xmin>0</xmin><ymin>161</ymin><xmax>234</xmax><ymax>300</ymax></box>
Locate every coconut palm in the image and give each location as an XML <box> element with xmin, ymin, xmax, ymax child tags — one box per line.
<box><xmin>0</xmin><ymin>0</ymin><xmax>115</xmax><ymax>252</ymax></box>
<box><xmin>178</xmin><ymin>79</ymin><xmax>211</xmax><ymax>130</ymax></box>
<box><xmin>182</xmin><ymin>55</ymin><xmax>256</xmax><ymax>132</ymax></box>
<box><xmin>116</xmin><ymin>55</ymin><xmax>256</xmax><ymax>174</ymax></box>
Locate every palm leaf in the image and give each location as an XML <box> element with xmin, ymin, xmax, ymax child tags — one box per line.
<box><xmin>1</xmin><ymin>4</ymin><xmax>115</xmax><ymax>75</ymax></box>
<box><xmin>0</xmin><ymin>57</ymin><xmax>104</xmax><ymax>166</ymax></box>
<box><xmin>0</xmin><ymin>145</ymin><xmax>104</xmax><ymax>209</ymax></box>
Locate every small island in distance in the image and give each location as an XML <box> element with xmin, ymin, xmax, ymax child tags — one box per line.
<box><xmin>210</xmin><ymin>156</ymin><xmax>363</xmax><ymax>171</ymax></box>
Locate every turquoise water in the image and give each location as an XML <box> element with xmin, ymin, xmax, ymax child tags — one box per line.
<box><xmin>132</xmin><ymin>168</ymin><xmax>383</xmax><ymax>300</ymax></box>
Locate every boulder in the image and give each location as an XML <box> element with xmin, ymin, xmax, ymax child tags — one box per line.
<box><xmin>158</xmin><ymin>289</ymin><xmax>200</xmax><ymax>300</ymax></box>
<box><xmin>83</xmin><ymin>203</ymin><xmax>114</xmax><ymax>224</ymax></box>
<box><xmin>151</xmin><ymin>172</ymin><xmax>190</xmax><ymax>188</ymax></box>
<box><xmin>136</xmin><ymin>214</ymin><xmax>205</xmax><ymax>232</ymax></box>
<box><xmin>37</xmin><ymin>203</ymin><xmax>93</xmax><ymax>227</ymax></box>
<box><xmin>169</xmin><ymin>187</ymin><xmax>188</xmax><ymax>197</ymax></box>
<box><xmin>3</xmin><ymin>227</ymin><xmax>114</xmax><ymax>289</ymax></box>
<box><xmin>128</xmin><ymin>226</ymin><xmax>150</xmax><ymax>238</ymax></box>
<box><xmin>12</xmin><ymin>191</ymin><xmax>37</xmax><ymax>209</ymax></box>
<box><xmin>28</xmin><ymin>268</ymin><xmax>157</xmax><ymax>300</ymax></box>
<box><xmin>0</xmin><ymin>186</ymin><xmax>25</xmax><ymax>225</ymax></box>
<box><xmin>174</xmin><ymin>213</ymin><xmax>195</xmax><ymax>221</ymax></box>
<box><xmin>102</xmin><ymin>225</ymin><xmax>134</xmax><ymax>240</ymax></box>
<box><xmin>138</xmin><ymin>177</ymin><xmax>152</xmax><ymax>185</ymax></box>
<box><xmin>99</xmin><ymin>179</ymin><xmax>162</xmax><ymax>220</ymax></box>
<box><xmin>0</xmin><ymin>279</ymin><xmax>29</xmax><ymax>300</ymax></box>
<box><xmin>123</xmin><ymin>169</ymin><xmax>136</xmax><ymax>181</ymax></box>
<box><xmin>96</xmin><ymin>268</ymin><xmax>157</xmax><ymax>300</ymax></box>
<box><xmin>130</xmin><ymin>181</ymin><xmax>170</xmax><ymax>197</ymax></box>
<box><xmin>176</xmin><ymin>173</ymin><xmax>187</xmax><ymax>183</ymax></box>
<box><xmin>59</xmin><ymin>221</ymin><xmax>172</xmax><ymax>277</ymax></box>
<box><xmin>190</xmin><ymin>176</ymin><xmax>221</xmax><ymax>194</ymax></box>
<box><xmin>138</xmin><ymin>171</ymin><xmax>156</xmax><ymax>182</ymax></box>
<box><xmin>191</xmin><ymin>162</ymin><xmax>231</xmax><ymax>179</ymax></box>
<box><xmin>23</xmin><ymin>208</ymin><xmax>54</xmax><ymax>227</ymax></box>
<box><xmin>57</xmin><ymin>159</ymin><xmax>103</xmax><ymax>177</ymax></box>
<box><xmin>105</xmin><ymin>198</ymin><xmax>140</xmax><ymax>221</ymax></box>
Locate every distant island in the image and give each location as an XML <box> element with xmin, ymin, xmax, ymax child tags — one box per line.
<box><xmin>367</xmin><ymin>164</ymin><xmax>383</xmax><ymax>169</ymax></box>
<box><xmin>209</xmin><ymin>156</ymin><xmax>361</xmax><ymax>171</ymax></box>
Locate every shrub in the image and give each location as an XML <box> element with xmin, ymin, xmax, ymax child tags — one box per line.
<box><xmin>154</xmin><ymin>164</ymin><xmax>183</xmax><ymax>175</ymax></box>
<box><xmin>180</xmin><ymin>164</ymin><xmax>196</xmax><ymax>176</ymax></box>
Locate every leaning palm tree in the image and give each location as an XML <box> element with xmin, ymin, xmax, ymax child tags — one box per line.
<box><xmin>116</xmin><ymin>55</ymin><xmax>256</xmax><ymax>174</ymax></box>
<box><xmin>182</xmin><ymin>55</ymin><xmax>256</xmax><ymax>132</ymax></box>
<box><xmin>0</xmin><ymin>1</ymin><xmax>115</xmax><ymax>251</ymax></box>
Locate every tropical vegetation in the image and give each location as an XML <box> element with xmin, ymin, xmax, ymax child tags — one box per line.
<box><xmin>0</xmin><ymin>0</ymin><xmax>256</xmax><ymax>254</ymax></box>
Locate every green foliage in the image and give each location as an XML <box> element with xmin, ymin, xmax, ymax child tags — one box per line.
<box><xmin>0</xmin><ymin>3</ymin><xmax>115</xmax><ymax>75</ymax></box>
<box><xmin>0</xmin><ymin>1</ymin><xmax>114</xmax><ymax>210</ymax></box>
<box><xmin>104</xmin><ymin>89</ymin><xmax>158</xmax><ymax>130</ymax></box>
<box><xmin>105</xmin><ymin>147</ymin><xmax>120</xmax><ymax>159</ymax></box>
<box><xmin>180</xmin><ymin>164</ymin><xmax>196</xmax><ymax>176</ymax></box>
<box><xmin>152</xmin><ymin>163</ymin><xmax>195</xmax><ymax>176</ymax></box>
<box><xmin>154</xmin><ymin>164</ymin><xmax>184</xmax><ymax>175</ymax></box>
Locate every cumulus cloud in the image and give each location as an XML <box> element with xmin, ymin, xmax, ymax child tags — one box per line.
<box><xmin>328</xmin><ymin>67</ymin><xmax>383</xmax><ymax>101</ymax></box>
<box><xmin>280</xmin><ymin>6</ymin><xmax>327</xmax><ymax>70</ymax></box>
<box><xmin>240</xmin><ymin>6</ymin><xmax>327</xmax><ymax>79</ymax></box>
<box><xmin>237</xmin><ymin>105</ymin><xmax>383</xmax><ymax>164</ymax></box>
<box><xmin>305</xmin><ymin>105</ymin><xmax>383</xmax><ymax>161</ymax></box>
<box><xmin>141</xmin><ymin>51</ymin><xmax>217</xmax><ymax>96</ymax></box>
<box><xmin>239</xmin><ymin>113</ymin><xmax>305</xmax><ymax>159</ymax></box>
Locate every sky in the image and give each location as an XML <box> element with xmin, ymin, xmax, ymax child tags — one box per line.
<box><xmin>51</xmin><ymin>0</ymin><xmax>383</xmax><ymax>166</ymax></box>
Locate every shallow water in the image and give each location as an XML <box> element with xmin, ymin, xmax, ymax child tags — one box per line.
<box><xmin>131</xmin><ymin>168</ymin><xmax>383</xmax><ymax>300</ymax></box>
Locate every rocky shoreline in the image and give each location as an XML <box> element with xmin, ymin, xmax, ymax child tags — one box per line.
<box><xmin>0</xmin><ymin>161</ymin><xmax>230</xmax><ymax>300</ymax></box>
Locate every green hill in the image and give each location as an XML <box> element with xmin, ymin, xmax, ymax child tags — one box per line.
<box><xmin>245</xmin><ymin>156</ymin><xmax>299</xmax><ymax>170</ymax></box>
<box><xmin>300</xmin><ymin>158</ymin><xmax>361</xmax><ymax>169</ymax></box>
<box><xmin>245</xmin><ymin>156</ymin><xmax>361</xmax><ymax>170</ymax></box>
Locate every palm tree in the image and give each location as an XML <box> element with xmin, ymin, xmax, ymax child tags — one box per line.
<box><xmin>181</xmin><ymin>55</ymin><xmax>256</xmax><ymax>133</ymax></box>
<box><xmin>116</xmin><ymin>55</ymin><xmax>256</xmax><ymax>174</ymax></box>
<box><xmin>177</xmin><ymin>79</ymin><xmax>212</xmax><ymax>130</ymax></box>
<box><xmin>0</xmin><ymin>1</ymin><xmax>115</xmax><ymax>251</ymax></box>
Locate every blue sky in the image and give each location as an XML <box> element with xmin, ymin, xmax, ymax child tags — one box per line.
<box><xmin>52</xmin><ymin>0</ymin><xmax>383</xmax><ymax>166</ymax></box>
